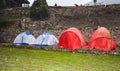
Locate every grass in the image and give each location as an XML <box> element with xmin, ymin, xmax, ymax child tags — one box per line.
<box><xmin>0</xmin><ymin>47</ymin><xmax>120</xmax><ymax>71</ymax></box>
<box><xmin>0</xmin><ymin>17</ymin><xmax>20</xmax><ymax>23</ymax></box>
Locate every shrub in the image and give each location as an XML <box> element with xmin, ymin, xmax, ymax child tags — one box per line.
<box><xmin>0</xmin><ymin>0</ymin><xmax>6</xmax><ymax>8</ymax></box>
<box><xmin>30</xmin><ymin>0</ymin><xmax>49</xmax><ymax>20</ymax></box>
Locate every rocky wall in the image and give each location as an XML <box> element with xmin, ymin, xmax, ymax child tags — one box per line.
<box><xmin>0</xmin><ymin>5</ymin><xmax>120</xmax><ymax>46</ymax></box>
<box><xmin>0</xmin><ymin>7</ymin><xmax>29</xmax><ymax>17</ymax></box>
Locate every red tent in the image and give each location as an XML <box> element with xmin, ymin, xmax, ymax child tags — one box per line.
<box><xmin>88</xmin><ymin>27</ymin><xmax>116</xmax><ymax>52</ymax></box>
<box><xmin>58</xmin><ymin>27</ymin><xmax>86</xmax><ymax>51</ymax></box>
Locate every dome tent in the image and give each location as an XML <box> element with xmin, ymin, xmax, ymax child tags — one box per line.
<box><xmin>35</xmin><ymin>32</ymin><xmax>58</xmax><ymax>46</ymax></box>
<box><xmin>13</xmin><ymin>32</ymin><xmax>36</xmax><ymax>45</ymax></box>
<box><xmin>58</xmin><ymin>27</ymin><xmax>86</xmax><ymax>51</ymax></box>
<box><xmin>88</xmin><ymin>27</ymin><xmax>116</xmax><ymax>52</ymax></box>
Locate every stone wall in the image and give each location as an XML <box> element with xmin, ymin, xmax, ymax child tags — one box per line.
<box><xmin>0</xmin><ymin>5</ymin><xmax>120</xmax><ymax>47</ymax></box>
<box><xmin>0</xmin><ymin>7</ymin><xmax>29</xmax><ymax>17</ymax></box>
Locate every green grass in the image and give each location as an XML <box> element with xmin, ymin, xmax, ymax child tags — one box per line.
<box><xmin>0</xmin><ymin>47</ymin><xmax>120</xmax><ymax>71</ymax></box>
<box><xmin>0</xmin><ymin>17</ymin><xmax>20</xmax><ymax>23</ymax></box>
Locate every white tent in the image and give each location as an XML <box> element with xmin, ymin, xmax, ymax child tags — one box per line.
<box><xmin>13</xmin><ymin>32</ymin><xmax>36</xmax><ymax>45</ymax></box>
<box><xmin>85</xmin><ymin>0</ymin><xmax>120</xmax><ymax>6</ymax></box>
<box><xmin>35</xmin><ymin>32</ymin><xmax>58</xmax><ymax>46</ymax></box>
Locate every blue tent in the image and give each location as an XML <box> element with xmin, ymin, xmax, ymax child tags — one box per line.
<box><xmin>13</xmin><ymin>32</ymin><xmax>36</xmax><ymax>45</ymax></box>
<box><xmin>36</xmin><ymin>32</ymin><xmax>58</xmax><ymax>46</ymax></box>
